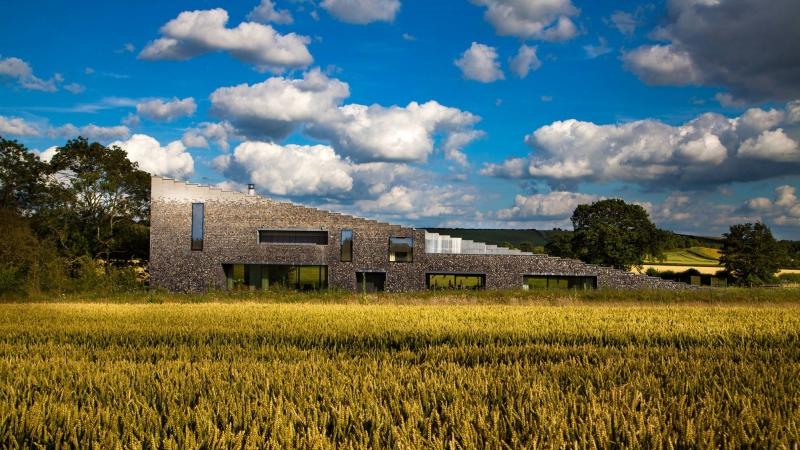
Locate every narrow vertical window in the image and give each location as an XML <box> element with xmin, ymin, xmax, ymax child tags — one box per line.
<box><xmin>341</xmin><ymin>230</ymin><xmax>353</xmax><ymax>262</ymax></box>
<box><xmin>191</xmin><ymin>203</ymin><xmax>204</xmax><ymax>251</ymax></box>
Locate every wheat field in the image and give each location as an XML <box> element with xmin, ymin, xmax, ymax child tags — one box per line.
<box><xmin>1</xmin><ymin>302</ymin><xmax>799</xmax><ymax>448</ymax></box>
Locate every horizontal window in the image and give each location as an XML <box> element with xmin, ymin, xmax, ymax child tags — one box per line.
<box><xmin>259</xmin><ymin>230</ymin><xmax>328</xmax><ymax>245</ymax></box>
<box><xmin>523</xmin><ymin>275</ymin><xmax>597</xmax><ymax>290</ymax></box>
<box><xmin>224</xmin><ymin>264</ymin><xmax>328</xmax><ymax>291</ymax></box>
<box><xmin>427</xmin><ymin>273</ymin><xmax>485</xmax><ymax>290</ymax></box>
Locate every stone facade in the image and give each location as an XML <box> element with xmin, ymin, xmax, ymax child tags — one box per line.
<box><xmin>150</xmin><ymin>177</ymin><xmax>690</xmax><ymax>293</ymax></box>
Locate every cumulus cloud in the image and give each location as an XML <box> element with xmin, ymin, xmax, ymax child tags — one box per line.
<box><xmin>136</xmin><ymin>97</ymin><xmax>197</xmax><ymax>122</ymax></box>
<box><xmin>213</xmin><ymin>141</ymin><xmax>353</xmax><ymax>196</ymax></box>
<box><xmin>480</xmin><ymin>101</ymin><xmax>800</xmax><ymax>191</ymax></box>
<box><xmin>46</xmin><ymin>124</ymin><xmax>130</xmax><ymax>142</ymax></box>
<box><xmin>0</xmin><ymin>56</ymin><xmax>63</xmax><ymax>92</ymax></box>
<box><xmin>583</xmin><ymin>37</ymin><xmax>612</xmax><ymax>59</ymax></box>
<box><xmin>623</xmin><ymin>0</ymin><xmax>800</xmax><ymax>103</ymax></box>
<box><xmin>495</xmin><ymin>191</ymin><xmax>600</xmax><ymax>220</ymax></box>
<box><xmin>0</xmin><ymin>115</ymin><xmax>41</xmax><ymax>137</ymax></box>
<box><xmin>509</xmin><ymin>45</ymin><xmax>540</xmax><ymax>78</ymax></box>
<box><xmin>182</xmin><ymin>121</ymin><xmax>241</xmax><ymax>151</ymax></box>
<box><xmin>320</xmin><ymin>0</ymin><xmax>401</xmax><ymax>24</ymax></box>
<box><xmin>454</xmin><ymin>42</ymin><xmax>504</xmax><ymax>83</ymax></box>
<box><xmin>469</xmin><ymin>0</ymin><xmax>579</xmax><ymax>41</ymax></box>
<box><xmin>621</xmin><ymin>45</ymin><xmax>703</xmax><ymax>86</ymax></box>
<box><xmin>248</xmin><ymin>0</ymin><xmax>293</xmax><ymax>24</ymax></box>
<box><xmin>739</xmin><ymin>185</ymin><xmax>800</xmax><ymax>227</ymax></box>
<box><xmin>442</xmin><ymin>130</ymin><xmax>486</xmax><ymax>167</ymax></box>
<box><xmin>109</xmin><ymin>134</ymin><xmax>194</xmax><ymax>179</ymax></box>
<box><xmin>306</xmin><ymin>100</ymin><xmax>481</xmax><ymax>163</ymax></box>
<box><xmin>63</xmin><ymin>83</ymin><xmax>85</xmax><ymax>94</ymax></box>
<box><xmin>354</xmin><ymin>185</ymin><xmax>479</xmax><ymax>220</ymax></box>
<box><xmin>138</xmin><ymin>8</ymin><xmax>313</xmax><ymax>72</ymax></box>
<box><xmin>209</xmin><ymin>68</ymin><xmax>349</xmax><ymax>140</ymax></box>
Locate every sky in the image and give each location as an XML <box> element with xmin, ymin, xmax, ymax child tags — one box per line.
<box><xmin>2</xmin><ymin>0</ymin><xmax>800</xmax><ymax>238</ymax></box>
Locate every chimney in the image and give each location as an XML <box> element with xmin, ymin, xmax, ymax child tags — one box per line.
<box><xmin>247</xmin><ymin>184</ymin><xmax>255</xmax><ymax>196</ymax></box>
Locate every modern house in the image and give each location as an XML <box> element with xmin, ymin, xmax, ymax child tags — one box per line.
<box><xmin>150</xmin><ymin>176</ymin><xmax>688</xmax><ymax>293</ymax></box>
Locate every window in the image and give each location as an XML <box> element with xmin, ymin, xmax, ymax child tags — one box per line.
<box><xmin>341</xmin><ymin>230</ymin><xmax>353</xmax><ymax>262</ymax></box>
<box><xmin>191</xmin><ymin>203</ymin><xmax>204</xmax><ymax>251</ymax></box>
<box><xmin>259</xmin><ymin>230</ymin><xmax>328</xmax><ymax>245</ymax></box>
<box><xmin>522</xmin><ymin>275</ymin><xmax>597</xmax><ymax>290</ymax></box>
<box><xmin>389</xmin><ymin>237</ymin><xmax>413</xmax><ymax>262</ymax></box>
<box><xmin>224</xmin><ymin>264</ymin><xmax>328</xmax><ymax>291</ymax></box>
<box><xmin>427</xmin><ymin>273</ymin><xmax>485</xmax><ymax>290</ymax></box>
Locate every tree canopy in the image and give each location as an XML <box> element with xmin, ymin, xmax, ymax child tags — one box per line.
<box><xmin>568</xmin><ymin>198</ymin><xmax>666</xmax><ymax>271</ymax></box>
<box><xmin>720</xmin><ymin>222</ymin><xmax>788</xmax><ymax>285</ymax></box>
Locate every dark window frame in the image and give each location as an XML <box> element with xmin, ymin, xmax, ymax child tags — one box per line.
<box><xmin>389</xmin><ymin>236</ymin><xmax>414</xmax><ymax>262</ymax></box>
<box><xmin>191</xmin><ymin>203</ymin><xmax>204</xmax><ymax>251</ymax></box>
<box><xmin>258</xmin><ymin>229</ymin><xmax>329</xmax><ymax>245</ymax></box>
<box><xmin>341</xmin><ymin>229</ymin><xmax>353</xmax><ymax>262</ymax></box>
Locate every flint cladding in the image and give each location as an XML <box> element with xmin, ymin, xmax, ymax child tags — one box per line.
<box><xmin>150</xmin><ymin>177</ymin><xmax>691</xmax><ymax>293</ymax></box>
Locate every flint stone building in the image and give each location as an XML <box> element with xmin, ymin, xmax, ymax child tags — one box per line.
<box><xmin>150</xmin><ymin>176</ymin><xmax>689</xmax><ymax>293</ymax></box>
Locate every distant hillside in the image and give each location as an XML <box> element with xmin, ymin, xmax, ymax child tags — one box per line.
<box><xmin>423</xmin><ymin>228</ymin><xmax>725</xmax><ymax>249</ymax></box>
<box><xmin>423</xmin><ymin>229</ymin><xmax>572</xmax><ymax>248</ymax></box>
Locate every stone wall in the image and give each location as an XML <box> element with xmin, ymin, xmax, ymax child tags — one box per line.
<box><xmin>150</xmin><ymin>177</ymin><xmax>691</xmax><ymax>293</ymax></box>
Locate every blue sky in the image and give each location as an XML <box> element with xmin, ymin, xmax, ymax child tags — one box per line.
<box><xmin>2</xmin><ymin>0</ymin><xmax>800</xmax><ymax>238</ymax></box>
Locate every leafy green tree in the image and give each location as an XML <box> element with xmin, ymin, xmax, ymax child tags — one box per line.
<box><xmin>0</xmin><ymin>137</ymin><xmax>50</xmax><ymax>211</ymax></box>
<box><xmin>544</xmin><ymin>234</ymin><xmax>576</xmax><ymax>258</ymax></box>
<box><xmin>498</xmin><ymin>241</ymin><xmax>516</xmax><ymax>250</ymax></box>
<box><xmin>569</xmin><ymin>199</ymin><xmax>665</xmax><ymax>271</ymax></box>
<box><xmin>41</xmin><ymin>137</ymin><xmax>150</xmax><ymax>264</ymax></box>
<box><xmin>720</xmin><ymin>222</ymin><xmax>788</xmax><ymax>285</ymax></box>
<box><xmin>519</xmin><ymin>241</ymin><xmax>536</xmax><ymax>253</ymax></box>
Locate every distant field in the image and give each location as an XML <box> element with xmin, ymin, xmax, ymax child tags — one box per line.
<box><xmin>657</xmin><ymin>247</ymin><xmax>723</xmax><ymax>267</ymax></box>
<box><xmin>2</xmin><ymin>299</ymin><xmax>799</xmax><ymax>448</ymax></box>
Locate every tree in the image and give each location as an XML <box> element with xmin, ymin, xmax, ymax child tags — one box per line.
<box><xmin>519</xmin><ymin>241</ymin><xmax>536</xmax><ymax>253</ymax></box>
<box><xmin>41</xmin><ymin>137</ymin><xmax>151</xmax><ymax>264</ymax></box>
<box><xmin>569</xmin><ymin>198</ymin><xmax>665</xmax><ymax>271</ymax></box>
<box><xmin>544</xmin><ymin>234</ymin><xmax>575</xmax><ymax>258</ymax></box>
<box><xmin>498</xmin><ymin>241</ymin><xmax>516</xmax><ymax>250</ymax></box>
<box><xmin>720</xmin><ymin>221</ymin><xmax>788</xmax><ymax>285</ymax></box>
<box><xmin>0</xmin><ymin>137</ymin><xmax>50</xmax><ymax>212</ymax></box>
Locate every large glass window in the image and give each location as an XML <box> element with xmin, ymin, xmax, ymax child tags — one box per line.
<box><xmin>522</xmin><ymin>275</ymin><xmax>596</xmax><ymax>290</ymax></box>
<box><xmin>427</xmin><ymin>273</ymin><xmax>485</xmax><ymax>290</ymax></box>
<box><xmin>191</xmin><ymin>203</ymin><xmax>204</xmax><ymax>251</ymax></box>
<box><xmin>341</xmin><ymin>230</ymin><xmax>353</xmax><ymax>262</ymax></box>
<box><xmin>259</xmin><ymin>230</ymin><xmax>328</xmax><ymax>245</ymax></box>
<box><xmin>389</xmin><ymin>237</ymin><xmax>413</xmax><ymax>262</ymax></box>
<box><xmin>224</xmin><ymin>264</ymin><xmax>328</xmax><ymax>291</ymax></box>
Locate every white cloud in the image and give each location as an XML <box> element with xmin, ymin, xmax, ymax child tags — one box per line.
<box><xmin>248</xmin><ymin>0</ymin><xmax>293</xmax><ymax>24</ymax></box>
<box><xmin>454</xmin><ymin>42</ymin><xmax>504</xmax><ymax>83</ymax></box>
<box><xmin>136</xmin><ymin>97</ymin><xmax>197</xmax><ymax>122</ymax></box>
<box><xmin>354</xmin><ymin>185</ymin><xmax>477</xmax><ymax>220</ymax></box>
<box><xmin>0</xmin><ymin>115</ymin><xmax>41</xmax><ymax>137</ymax></box>
<box><xmin>121</xmin><ymin>113</ymin><xmax>141</xmax><ymax>127</ymax></box>
<box><xmin>739</xmin><ymin>185</ymin><xmax>800</xmax><ymax>228</ymax></box>
<box><xmin>621</xmin><ymin>45</ymin><xmax>703</xmax><ymax>86</ymax></box>
<box><xmin>214</xmin><ymin>141</ymin><xmax>352</xmax><ymax>196</ymax></box>
<box><xmin>609</xmin><ymin>11</ymin><xmax>640</xmax><ymax>37</ymax></box>
<box><xmin>63</xmin><ymin>83</ymin><xmax>85</xmax><ymax>94</ymax></box>
<box><xmin>0</xmin><ymin>56</ymin><xmax>62</xmax><ymax>92</ymax></box>
<box><xmin>320</xmin><ymin>0</ymin><xmax>401</xmax><ymax>24</ymax></box>
<box><xmin>209</xmin><ymin>68</ymin><xmax>349</xmax><ymax>140</ymax></box>
<box><xmin>495</xmin><ymin>191</ymin><xmax>599</xmax><ymax>220</ymax></box>
<box><xmin>509</xmin><ymin>45</ymin><xmax>540</xmax><ymax>78</ymax></box>
<box><xmin>480</xmin><ymin>101</ymin><xmax>800</xmax><ymax>190</ymax></box>
<box><xmin>138</xmin><ymin>8</ymin><xmax>313</xmax><ymax>71</ymax></box>
<box><xmin>110</xmin><ymin>134</ymin><xmax>194</xmax><ymax>179</ymax></box>
<box><xmin>33</xmin><ymin>146</ymin><xmax>58</xmax><ymax>163</ymax></box>
<box><xmin>738</xmin><ymin>129</ymin><xmax>799</xmax><ymax>162</ymax></box>
<box><xmin>442</xmin><ymin>129</ymin><xmax>485</xmax><ymax>167</ymax></box>
<box><xmin>306</xmin><ymin>100</ymin><xmax>481</xmax><ymax>163</ymax></box>
<box><xmin>715</xmin><ymin>93</ymin><xmax>748</xmax><ymax>108</ymax></box>
<box><xmin>402</xmin><ymin>33</ymin><xmax>416</xmax><ymax>41</ymax></box>
<box><xmin>623</xmin><ymin>0</ymin><xmax>800</xmax><ymax>103</ymax></box>
<box><xmin>469</xmin><ymin>0</ymin><xmax>579</xmax><ymax>41</ymax></box>
<box><xmin>115</xmin><ymin>43</ymin><xmax>136</xmax><ymax>53</ymax></box>
<box><xmin>48</xmin><ymin>124</ymin><xmax>130</xmax><ymax>142</ymax></box>
<box><xmin>182</xmin><ymin>121</ymin><xmax>240</xmax><ymax>151</ymax></box>
<box><xmin>583</xmin><ymin>37</ymin><xmax>612</xmax><ymax>59</ymax></box>
<box><xmin>785</xmin><ymin>100</ymin><xmax>800</xmax><ymax>124</ymax></box>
